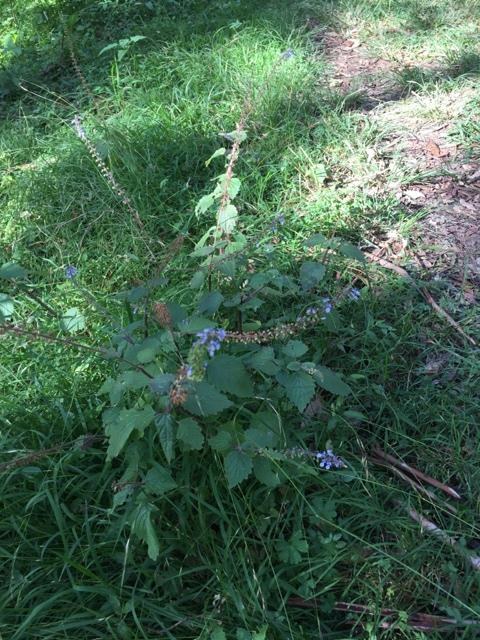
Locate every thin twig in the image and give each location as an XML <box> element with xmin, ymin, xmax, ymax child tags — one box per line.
<box><xmin>372</xmin><ymin>446</ymin><xmax>462</xmax><ymax>500</ymax></box>
<box><xmin>365</xmin><ymin>253</ymin><xmax>477</xmax><ymax>346</ymax></box>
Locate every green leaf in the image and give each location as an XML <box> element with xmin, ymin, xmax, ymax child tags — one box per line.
<box><xmin>304</xmin><ymin>233</ymin><xmax>328</xmax><ymax>247</ymax></box>
<box><xmin>177</xmin><ymin>418</ymin><xmax>204</xmax><ymax>450</ymax></box>
<box><xmin>150</xmin><ymin>373</ymin><xmax>175</xmax><ymax>395</ymax></box>
<box><xmin>195</xmin><ymin>193</ymin><xmax>216</xmax><ymax>216</ymax></box>
<box><xmin>60</xmin><ymin>307</ymin><xmax>85</xmax><ymax>333</ymax></box>
<box><xmin>339</xmin><ymin>242</ymin><xmax>365</xmax><ymax>262</ymax></box>
<box><xmin>0</xmin><ymin>294</ymin><xmax>14</xmax><ymax>323</ymax></box>
<box><xmin>178</xmin><ymin>316</ymin><xmax>215</xmax><ymax>334</ymax></box>
<box><xmin>136</xmin><ymin>336</ymin><xmax>162</xmax><ymax>363</ymax></box>
<box><xmin>198</xmin><ymin>291</ymin><xmax>224</xmax><ymax>315</ymax></box>
<box><xmin>279</xmin><ymin>371</ymin><xmax>315</xmax><ymax>412</ymax></box>
<box><xmin>155</xmin><ymin>414</ymin><xmax>175</xmax><ymax>463</ymax></box>
<box><xmin>300</xmin><ymin>261</ymin><xmax>326</xmax><ymax>290</ymax></box>
<box><xmin>130</xmin><ymin>501</ymin><xmax>160</xmax><ymax>560</ymax></box>
<box><xmin>282</xmin><ymin>340</ymin><xmax>308</xmax><ymax>358</ymax></box>
<box><xmin>184</xmin><ymin>381</ymin><xmax>232</xmax><ymax>416</ymax></box>
<box><xmin>236</xmin><ymin>630</ymin><xmax>251</xmax><ymax>640</ymax></box>
<box><xmin>244</xmin><ymin>428</ymin><xmax>276</xmax><ymax>449</ymax></box>
<box><xmin>118</xmin><ymin>370</ymin><xmax>151</xmax><ymax>390</ymax></box>
<box><xmin>207</xmin><ymin>355</ymin><xmax>253</xmax><ymax>397</ymax></box>
<box><xmin>144</xmin><ymin>463</ymin><xmax>177</xmax><ymax>495</ymax></box>
<box><xmin>253</xmin><ymin>457</ymin><xmax>280</xmax><ymax>487</ymax></box>
<box><xmin>314</xmin><ymin>366</ymin><xmax>352</xmax><ymax>396</ymax></box>
<box><xmin>217</xmin><ymin>203</ymin><xmax>238</xmax><ymax>234</ymax></box>
<box><xmin>227</xmin><ymin>177</ymin><xmax>241</xmax><ymax>199</ymax></box>
<box><xmin>244</xmin><ymin>347</ymin><xmax>279</xmax><ymax>375</ymax></box>
<box><xmin>210</xmin><ymin>627</ymin><xmax>227</xmax><ymax>640</ymax></box>
<box><xmin>104</xmin><ymin>406</ymin><xmax>155</xmax><ymax>460</ymax></box>
<box><xmin>208</xmin><ymin>430</ymin><xmax>233</xmax><ymax>452</ymax></box>
<box><xmin>252</xmin><ymin>625</ymin><xmax>268</xmax><ymax>640</ymax></box>
<box><xmin>0</xmin><ymin>262</ymin><xmax>27</xmax><ymax>279</ymax></box>
<box><xmin>225</xmin><ymin>449</ymin><xmax>253</xmax><ymax>488</ymax></box>
<box><xmin>276</xmin><ymin>531</ymin><xmax>308</xmax><ymax>565</ymax></box>
<box><xmin>205</xmin><ymin>147</ymin><xmax>226</xmax><ymax>167</ymax></box>
<box><xmin>190</xmin><ymin>270</ymin><xmax>205</xmax><ymax>289</ymax></box>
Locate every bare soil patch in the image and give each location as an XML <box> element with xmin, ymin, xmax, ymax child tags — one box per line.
<box><xmin>312</xmin><ymin>25</ymin><xmax>480</xmax><ymax>286</ymax></box>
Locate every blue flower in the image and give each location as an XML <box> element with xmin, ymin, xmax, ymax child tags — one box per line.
<box><xmin>194</xmin><ymin>328</ymin><xmax>226</xmax><ymax>357</ymax></box>
<box><xmin>280</xmin><ymin>49</ymin><xmax>295</xmax><ymax>60</ymax></box>
<box><xmin>65</xmin><ymin>265</ymin><xmax>78</xmax><ymax>280</ymax></box>
<box><xmin>315</xmin><ymin>449</ymin><xmax>345</xmax><ymax>470</ymax></box>
<box><xmin>322</xmin><ymin>297</ymin><xmax>333</xmax><ymax>315</ymax></box>
<box><xmin>348</xmin><ymin>287</ymin><xmax>361</xmax><ymax>301</ymax></box>
<box><xmin>270</xmin><ymin>214</ymin><xmax>286</xmax><ymax>233</ymax></box>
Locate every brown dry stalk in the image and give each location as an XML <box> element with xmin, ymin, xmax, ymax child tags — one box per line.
<box><xmin>287</xmin><ymin>597</ymin><xmax>479</xmax><ymax>631</ymax></box>
<box><xmin>365</xmin><ymin>253</ymin><xmax>477</xmax><ymax>346</ymax></box>
<box><xmin>372</xmin><ymin>446</ymin><xmax>461</xmax><ymax>500</ymax></box>
<box><xmin>397</xmin><ymin>502</ymin><xmax>480</xmax><ymax>571</ymax></box>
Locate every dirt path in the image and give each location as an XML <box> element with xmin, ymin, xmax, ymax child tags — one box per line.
<box><xmin>314</xmin><ymin>26</ymin><xmax>480</xmax><ymax>287</ymax></box>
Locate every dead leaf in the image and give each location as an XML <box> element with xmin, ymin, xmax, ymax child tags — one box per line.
<box><xmin>426</xmin><ymin>140</ymin><xmax>442</xmax><ymax>157</ymax></box>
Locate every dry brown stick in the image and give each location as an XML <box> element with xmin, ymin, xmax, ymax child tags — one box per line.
<box><xmin>398</xmin><ymin>502</ymin><xmax>480</xmax><ymax>571</ymax></box>
<box><xmin>369</xmin><ymin>456</ymin><xmax>458</xmax><ymax>514</ymax></box>
<box><xmin>287</xmin><ymin>597</ymin><xmax>479</xmax><ymax>631</ymax></box>
<box><xmin>365</xmin><ymin>253</ymin><xmax>477</xmax><ymax>346</ymax></box>
<box><xmin>373</xmin><ymin>446</ymin><xmax>461</xmax><ymax>500</ymax></box>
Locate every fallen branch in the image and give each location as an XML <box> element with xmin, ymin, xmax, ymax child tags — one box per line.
<box><xmin>397</xmin><ymin>502</ymin><xmax>480</xmax><ymax>571</ymax></box>
<box><xmin>372</xmin><ymin>446</ymin><xmax>462</xmax><ymax>500</ymax></box>
<box><xmin>287</xmin><ymin>597</ymin><xmax>479</xmax><ymax>631</ymax></box>
<box><xmin>365</xmin><ymin>253</ymin><xmax>477</xmax><ymax>346</ymax></box>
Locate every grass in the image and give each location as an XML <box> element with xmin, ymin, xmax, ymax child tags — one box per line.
<box><xmin>1</xmin><ymin>0</ymin><xmax>480</xmax><ymax>638</ymax></box>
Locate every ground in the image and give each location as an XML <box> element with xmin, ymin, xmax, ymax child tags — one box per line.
<box><xmin>1</xmin><ymin>1</ymin><xmax>480</xmax><ymax>639</ymax></box>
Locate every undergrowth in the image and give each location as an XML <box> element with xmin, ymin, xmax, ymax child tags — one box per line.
<box><xmin>1</xmin><ymin>1</ymin><xmax>480</xmax><ymax>638</ymax></box>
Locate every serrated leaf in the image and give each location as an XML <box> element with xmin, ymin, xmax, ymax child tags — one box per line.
<box><xmin>227</xmin><ymin>177</ymin><xmax>241</xmax><ymax>198</ymax></box>
<box><xmin>282</xmin><ymin>340</ymin><xmax>308</xmax><ymax>358</ymax></box>
<box><xmin>198</xmin><ymin>291</ymin><xmax>224</xmax><ymax>315</ymax></box>
<box><xmin>0</xmin><ymin>294</ymin><xmax>14</xmax><ymax>323</ymax></box>
<box><xmin>217</xmin><ymin>203</ymin><xmax>238</xmax><ymax>234</ymax></box>
<box><xmin>225</xmin><ymin>449</ymin><xmax>253</xmax><ymax>488</ymax></box>
<box><xmin>299</xmin><ymin>261</ymin><xmax>326</xmax><ymax>290</ymax></box>
<box><xmin>211</xmin><ymin>627</ymin><xmax>227</xmax><ymax>640</ymax></box>
<box><xmin>60</xmin><ymin>307</ymin><xmax>85</xmax><ymax>333</ymax></box>
<box><xmin>277</xmin><ymin>531</ymin><xmax>308</xmax><ymax>565</ymax></box>
<box><xmin>195</xmin><ymin>193</ymin><xmax>216</xmax><ymax>216</ymax></box>
<box><xmin>136</xmin><ymin>336</ymin><xmax>162</xmax><ymax>363</ymax></box>
<box><xmin>314</xmin><ymin>366</ymin><xmax>352</xmax><ymax>396</ymax></box>
<box><xmin>184</xmin><ymin>381</ymin><xmax>232</xmax><ymax>416</ymax></box>
<box><xmin>0</xmin><ymin>262</ymin><xmax>27</xmax><ymax>279</ymax></box>
<box><xmin>144</xmin><ymin>463</ymin><xmax>177</xmax><ymax>495</ymax></box>
<box><xmin>178</xmin><ymin>316</ymin><xmax>215</xmax><ymax>334</ymax></box>
<box><xmin>304</xmin><ymin>233</ymin><xmax>328</xmax><ymax>247</ymax></box>
<box><xmin>252</xmin><ymin>625</ymin><xmax>268</xmax><ymax>640</ymax></box>
<box><xmin>279</xmin><ymin>371</ymin><xmax>315</xmax><ymax>412</ymax></box>
<box><xmin>130</xmin><ymin>502</ymin><xmax>159</xmax><ymax>560</ymax></box>
<box><xmin>155</xmin><ymin>414</ymin><xmax>175</xmax><ymax>463</ymax></box>
<box><xmin>208</xmin><ymin>430</ymin><xmax>233</xmax><ymax>452</ymax></box>
<box><xmin>205</xmin><ymin>147</ymin><xmax>226</xmax><ymax>167</ymax></box>
<box><xmin>177</xmin><ymin>418</ymin><xmax>204</xmax><ymax>450</ymax></box>
<box><xmin>104</xmin><ymin>406</ymin><xmax>155</xmax><ymax>460</ymax></box>
<box><xmin>253</xmin><ymin>457</ymin><xmax>280</xmax><ymax>487</ymax></box>
<box><xmin>150</xmin><ymin>373</ymin><xmax>175</xmax><ymax>395</ymax></box>
<box><xmin>207</xmin><ymin>355</ymin><xmax>253</xmax><ymax>397</ymax></box>
<box><xmin>244</xmin><ymin>428</ymin><xmax>276</xmax><ymax>448</ymax></box>
<box><xmin>244</xmin><ymin>347</ymin><xmax>279</xmax><ymax>375</ymax></box>
<box><xmin>190</xmin><ymin>270</ymin><xmax>205</xmax><ymax>289</ymax></box>
<box><xmin>339</xmin><ymin>242</ymin><xmax>365</xmax><ymax>262</ymax></box>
